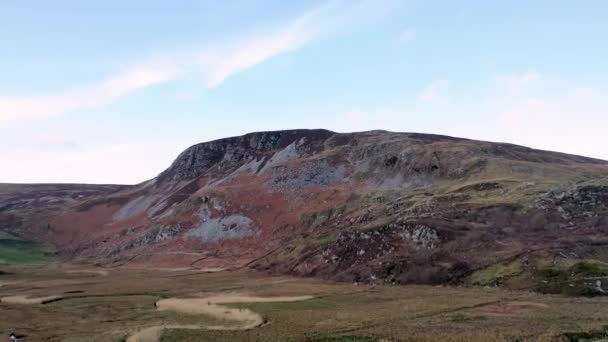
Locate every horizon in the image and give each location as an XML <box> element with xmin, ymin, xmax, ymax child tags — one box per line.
<box><xmin>2</xmin><ymin>128</ymin><xmax>606</xmax><ymax>186</ymax></box>
<box><xmin>1</xmin><ymin>0</ymin><xmax>607</xmax><ymax>183</ymax></box>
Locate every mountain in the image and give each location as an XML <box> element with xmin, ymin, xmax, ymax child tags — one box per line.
<box><xmin>2</xmin><ymin>129</ymin><xmax>608</xmax><ymax>294</ymax></box>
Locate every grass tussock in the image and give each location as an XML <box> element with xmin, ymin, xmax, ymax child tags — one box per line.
<box><xmin>307</xmin><ymin>337</ymin><xmax>378</xmax><ymax>342</ymax></box>
<box><xmin>470</xmin><ymin>262</ymin><xmax>522</xmax><ymax>286</ymax></box>
<box><xmin>3</xmin><ymin>265</ymin><xmax>608</xmax><ymax>341</ymax></box>
<box><xmin>536</xmin><ymin>260</ymin><xmax>608</xmax><ymax>296</ymax></box>
<box><xmin>556</xmin><ymin>325</ymin><xmax>608</xmax><ymax>342</ymax></box>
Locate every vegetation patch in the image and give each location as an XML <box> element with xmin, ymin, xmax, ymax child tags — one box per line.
<box><xmin>237</xmin><ymin>298</ymin><xmax>332</xmax><ymax>312</ymax></box>
<box><xmin>0</xmin><ymin>239</ymin><xmax>52</xmax><ymax>264</ymax></box>
<box><xmin>470</xmin><ymin>261</ymin><xmax>522</xmax><ymax>286</ymax></box>
<box><xmin>536</xmin><ymin>260</ymin><xmax>608</xmax><ymax>296</ymax></box>
<box><xmin>307</xmin><ymin>336</ymin><xmax>378</xmax><ymax>342</ymax></box>
<box><xmin>556</xmin><ymin>326</ymin><xmax>608</xmax><ymax>341</ymax></box>
<box><xmin>313</xmin><ymin>234</ymin><xmax>337</xmax><ymax>247</ymax></box>
<box><xmin>450</xmin><ymin>313</ymin><xmax>486</xmax><ymax>323</ymax></box>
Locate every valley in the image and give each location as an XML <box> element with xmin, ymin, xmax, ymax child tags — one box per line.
<box><xmin>1</xmin><ymin>130</ymin><xmax>608</xmax><ymax>340</ymax></box>
<box><xmin>1</xmin><ymin>263</ymin><xmax>608</xmax><ymax>341</ymax></box>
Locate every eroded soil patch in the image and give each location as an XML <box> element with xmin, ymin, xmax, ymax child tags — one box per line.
<box><xmin>65</xmin><ymin>269</ymin><xmax>109</xmax><ymax>276</ymax></box>
<box><xmin>128</xmin><ymin>294</ymin><xmax>314</xmax><ymax>342</ymax></box>
<box><xmin>1</xmin><ymin>295</ymin><xmax>63</xmax><ymax>304</ymax></box>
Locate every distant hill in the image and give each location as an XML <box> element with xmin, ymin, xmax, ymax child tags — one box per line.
<box><xmin>2</xmin><ymin>129</ymin><xmax>608</xmax><ymax>295</ymax></box>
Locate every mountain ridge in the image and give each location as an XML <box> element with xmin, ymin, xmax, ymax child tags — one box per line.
<box><xmin>2</xmin><ymin>129</ymin><xmax>608</xmax><ymax>295</ymax></box>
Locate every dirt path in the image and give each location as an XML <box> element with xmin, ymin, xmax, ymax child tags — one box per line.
<box><xmin>65</xmin><ymin>269</ymin><xmax>109</xmax><ymax>276</ymax></box>
<box><xmin>0</xmin><ymin>281</ymin><xmax>20</xmax><ymax>287</ymax></box>
<box><xmin>151</xmin><ymin>267</ymin><xmax>226</xmax><ymax>273</ymax></box>
<box><xmin>127</xmin><ymin>294</ymin><xmax>314</xmax><ymax>342</ymax></box>
<box><xmin>1</xmin><ymin>295</ymin><xmax>63</xmax><ymax>304</ymax></box>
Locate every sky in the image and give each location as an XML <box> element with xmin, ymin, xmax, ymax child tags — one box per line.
<box><xmin>1</xmin><ymin>0</ymin><xmax>607</xmax><ymax>184</ymax></box>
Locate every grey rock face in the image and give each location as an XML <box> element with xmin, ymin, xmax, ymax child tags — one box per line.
<box><xmin>537</xmin><ymin>185</ymin><xmax>608</xmax><ymax>221</ymax></box>
<box><xmin>399</xmin><ymin>224</ymin><xmax>439</xmax><ymax>249</ymax></box>
<box><xmin>155</xmin><ymin>224</ymin><xmax>182</xmax><ymax>242</ymax></box>
<box><xmin>158</xmin><ymin>129</ymin><xmax>335</xmax><ymax>182</ymax></box>
<box><xmin>186</xmin><ymin>214</ymin><xmax>260</xmax><ymax>243</ymax></box>
<box><xmin>595</xmin><ymin>280</ymin><xmax>605</xmax><ymax>293</ymax></box>
<box><xmin>112</xmin><ymin>195</ymin><xmax>159</xmax><ymax>222</ymax></box>
<box><xmin>264</xmin><ymin>160</ymin><xmax>345</xmax><ymax>192</ymax></box>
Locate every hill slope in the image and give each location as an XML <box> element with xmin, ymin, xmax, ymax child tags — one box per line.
<box><xmin>2</xmin><ymin>130</ymin><xmax>608</xmax><ymax>294</ymax></box>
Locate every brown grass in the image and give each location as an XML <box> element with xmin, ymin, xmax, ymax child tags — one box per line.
<box><xmin>0</xmin><ymin>264</ymin><xmax>607</xmax><ymax>341</ymax></box>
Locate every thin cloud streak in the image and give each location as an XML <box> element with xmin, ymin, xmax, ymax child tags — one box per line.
<box><xmin>338</xmin><ymin>76</ymin><xmax>608</xmax><ymax>161</ymax></box>
<box><xmin>399</xmin><ymin>28</ymin><xmax>416</xmax><ymax>43</ymax></box>
<box><xmin>496</xmin><ymin>71</ymin><xmax>543</xmax><ymax>94</ymax></box>
<box><xmin>418</xmin><ymin>79</ymin><xmax>448</xmax><ymax>102</ymax></box>
<box><xmin>0</xmin><ymin>0</ymin><xmax>388</xmax><ymax>124</ymax></box>
<box><xmin>0</xmin><ymin>62</ymin><xmax>179</xmax><ymax>122</ymax></box>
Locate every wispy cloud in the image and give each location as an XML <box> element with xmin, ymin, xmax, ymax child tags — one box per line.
<box><xmin>343</xmin><ymin>108</ymin><xmax>365</xmax><ymax>122</ymax></box>
<box><xmin>418</xmin><ymin>79</ymin><xmax>448</xmax><ymax>102</ymax></box>
<box><xmin>491</xmin><ymin>85</ymin><xmax>608</xmax><ymax>159</ymax></box>
<box><xmin>1</xmin><ymin>138</ymin><xmax>190</xmax><ymax>184</ymax></box>
<box><xmin>35</xmin><ymin>135</ymin><xmax>80</xmax><ymax>150</ymax></box>
<box><xmin>198</xmin><ymin>0</ymin><xmax>394</xmax><ymax>88</ymax></box>
<box><xmin>0</xmin><ymin>0</ymin><xmax>388</xmax><ymax>124</ymax></box>
<box><xmin>0</xmin><ymin>61</ymin><xmax>179</xmax><ymax>122</ymax></box>
<box><xmin>200</xmin><ymin>0</ymin><xmax>346</xmax><ymax>88</ymax></box>
<box><xmin>339</xmin><ymin>107</ymin><xmax>402</xmax><ymax>133</ymax></box>
<box><xmin>496</xmin><ymin>71</ymin><xmax>542</xmax><ymax>94</ymax></box>
<box><xmin>398</xmin><ymin>28</ymin><xmax>416</xmax><ymax>44</ymax></box>
<box><xmin>341</xmin><ymin>74</ymin><xmax>607</xmax><ymax>160</ymax></box>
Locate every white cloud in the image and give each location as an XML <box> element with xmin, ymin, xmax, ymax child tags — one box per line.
<box><xmin>201</xmin><ymin>0</ymin><xmax>391</xmax><ymax>88</ymax></box>
<box><xmin>1</xmin><ymin>138</ymin><xmax>190</xmax><ymax>184</ymax></box>
<box><xmin>444</xmin><ymin>80</ymin><xmax>608</xmax><ymax>160</ymax></box>
<box><xmin>343</xmin><ymin>108</ymin><xmax>364</xmax><ymax>122</ymax></box>
<box><xmin>338</xmin><ymin>107</ymin><xmax>402</xmax><ymax>132</ymax></box>
<box><xmin>35</xmin><ymin>135</ymin><xmax>80</xmax><ymax>149</ymax></box>
<box><xmin>418</xmin><ymin>79</ymin><xmax>448</xmax><ymax>102</ymax></box>
<box><xmin>0</xmin><ymin>61</ymin><xmax>179</xmax><ymax>122</ymax></box>
<box><xmin>99</xmin><ymin>63</ymin><xmax>180</xmax><ymax>97</ymax></box>
<box><xmin>0</xmin><ymin>0</ymin><xmax>386</xmax><ymax>124</ymax></box>
<box><xmin>201</xmin><ymin>22</ymin><xmax>315</xmax><ymax>88</ymax></box>
<box><xmin>200</xmin><ymin>1</ymin><xmax>332</xmax><ymax>88</ymax></box>
<box><xmin>398</xmin><ymin>28</ymin><xmax>416</xmax><ymax>43</ymax></box>
<box><xmin>496</xmin><ymin>71</ymin><xmax>542</xmax><ymax>94</ymax></box>
<box><xmin>335</xmin><ymin>77</ymin><xmax>608</xmax><ymax>161</ymax></box>
<box><xmin>487</xmin><ymin>88</ymin><xmax>608</xmax><ymax>160</ymax></box>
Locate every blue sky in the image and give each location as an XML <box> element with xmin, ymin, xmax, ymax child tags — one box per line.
<box><xmin>1</xmin><ymin>0</ymin><xmax>607</xmax><ymax>184</ymax></box>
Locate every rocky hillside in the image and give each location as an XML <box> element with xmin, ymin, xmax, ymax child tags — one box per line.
<box><xmin>0</xmin><ymin>183</ymin><xmax>127</xmax><ymax>238</ymax></box>
<box><xmin>2</xmin><ymin>129</ymin><xmax>608</xmax><ymax>295</ymax></box>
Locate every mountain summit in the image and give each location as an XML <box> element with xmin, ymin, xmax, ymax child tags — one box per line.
<box><xmin>2</xmin><ymin>130</ymin><xmax>608</xmax><ymax>294</ymax></box>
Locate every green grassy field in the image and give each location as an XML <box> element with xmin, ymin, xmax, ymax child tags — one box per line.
<box><xmin>0</xmin><ymin>239</ymin><xmax>52</xmax><ymax>264</ymax></box>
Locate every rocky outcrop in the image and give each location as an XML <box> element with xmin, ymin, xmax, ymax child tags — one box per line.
<box><xmin>3</xmin><ymin>130</ymin><xmax>608</xmax><ymax>294</ymax></box>
<box><xmin>157</xmin><ymin>129</ymin><xmax>335</xmax><ymax>182</ymax></box>
<box><xmin>536</xmin><ymin>184</ymin><xmax>608</xmax><ymax>228</ymax></box>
